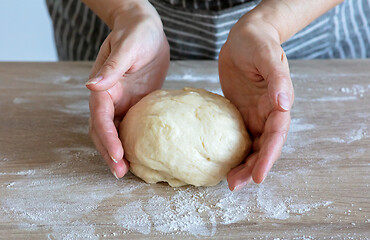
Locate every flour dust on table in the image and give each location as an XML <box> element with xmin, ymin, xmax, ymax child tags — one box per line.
<box><xmin>1</xmin><ymin>117</ymin><xmax>359</xmax><ymax>238</ymax></box>
<box><xmin>1</xmin><ymin>61</ymin><xmax>369</xmax><ymax>239</ymax></box>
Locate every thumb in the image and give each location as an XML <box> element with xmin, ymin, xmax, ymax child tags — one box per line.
<box><xmin>258</xmin><ymin>48</ymin><xmax>294</xmax><ymax>112</ymax></box>
<box><xmin>86</xmin><ymin>43</ymin><xmax>134</xmax><ymax>91</ymax></box>
<box><xmin>267</xmin><ymin>51</ymin><xmax>294</xmax><ymax>112</ymax></box>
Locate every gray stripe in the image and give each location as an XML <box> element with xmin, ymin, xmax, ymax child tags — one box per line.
<box><xmin>333</xmin><ymin>6</ymin><xmax>345</xmax><ymax>58</ymax></box>
<box><xmin>157</xmin><ymin>9</ymin><xmax>238</xmax><ymax>29</ymax></box>
<box><xmin>341</xmin><ymin>2</ymin><xmax>356</xmax><ymax>58</ymax></box>
<box><xmin>349</xmin><ymin>0</ymin><xmax>366</xmax><ymax>58</ymax></box>
<box><xmin>163</xmin><ymin>26</ymin><xmax>226</xmax><ymax>45</ymax></box>
<box><xmin>167</xmin><ymin>37</ymin><xmax>221</xmax><ymax>52</ymax></box>
<box><xmin>54</xmin><ymin>4</ymin><xmax>64</xmax><ymax>59</ymax></box>
<box><xmin>150</xmin><ymin>0</ymin><xmax>256</xmax><ymax>19</ymax></box>
<box><xmin>46</xmin><ymin>0</ymin><xmax>370</xmax><ymax>61</ymax></box>
<box><xmin>76</xmin><ymin>5</ymin><xmax>89</xmax><ymax>60</ymax></box>
<box><xmin>283</xmin><ymin>17</ymin><xmax>331</xmax><ymax>53</ymax></box>
<box><xmin>285</xmin><ymin>33</ymin><xmax>330</xmax><ymax>56</ymax></box>
<box><xmin>292</xmin><ymin>42</ymin><xmax>331</xmax><ymax>59</ymax></box>
<box><xmin>170</xmin><ymin>47</ymin><xmax>217</xmax><ymax>59</ymax></box>
<box><xmin>68</xmin><ymin>1</ymin><xmax>82</xmax><ymax>59</ymax></box>
<box><xmin>357</xmin><ymin>1</ymin><xmax>370</xmax><ymax>57</ymax></box>
<box><xmin>291</xmin><ymin>17</ymin><xmax>330</xmax><ymax>40</ymax></box>
<box><xmin>61</xmin><ymin>0</ymin><xmax>73</xmax><ymax>59</ymax></box>
<box><xmin>94</xmin><ymin>20</ymin><xmax>106</xmax><ymax>52</ymax></box>
<box><xmin>305</xmin><ymin>48</ymin><xmax>330</xmax><ymax>59</ymax></box>
<box><xmin>160</xmin><ymin>15</ymin><xmax>231</xmax><ymax>37</ymax></box>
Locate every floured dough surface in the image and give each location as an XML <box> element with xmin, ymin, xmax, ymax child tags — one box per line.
<box><xmin>119</xmin><ymin>88</ymin><xmax>251</xmax><ymax>187</ymax></box>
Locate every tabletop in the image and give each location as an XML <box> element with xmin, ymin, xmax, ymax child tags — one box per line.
<box><xmin>0</xmin><ymin>60</ymin><xmax>369</xmax><ymax>239</ymax></box>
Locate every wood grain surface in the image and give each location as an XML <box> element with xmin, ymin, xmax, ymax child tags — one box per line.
<box><xmin>0</xmin><ymin>60</ymin><xmax>369</xmax><ymax>239</ymax></box>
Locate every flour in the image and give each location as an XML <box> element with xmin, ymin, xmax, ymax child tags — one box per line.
<box><xmin>1</xmin><ymin>147</ymin><xmax>146</xmax><ymax>239</ymax></box>
<box><xmin>1</xmin><ymin>152</ymin><xmax>336</xmax><ymax>238</ymax></box>
<box><xmin>311</xmin><ymin>96</ymin><xmax>358</xmax><ymax>102</ymax></box>
<box><xmin>114</xmin><ymin>175</ymin><xmax>335</xmax><ymax>236</ymax></box>
<box><xmin>0</xmin><ymin>170</ymin><xmax>36</xmax><ymax>176</ymax></box>
<box><xmin>166</xmin><ymin>70</ymin><xmax>219</xmax><ymax>83</ymax></box>
<box><xmin>55</xmin><ymin>100</ymin><xmax>90</xmax><ymax>116</ymax></box>
<box><xmin>115</xmin><ymin>201</ymin><xmax>151</xmax><ymax>234</ymax></box>
<box><xmin>339</xmin><ymin>84</ymin><xmax>370</xmax><ymax>97</ymax></box>
<box><xmin>1</xmin><ymin>73</ymin><xmax>368</xmax><ymax>238</ymax></box>
<box><xmin>0</xmin><ymin>138</ymin><xmax>365</xmax><ymax>238</ymax></box>
<box><xmin>347</xmin><ymin>125</ymin><xmax>368</xmax><ymax>143</ymax></box>
<box><xmin>282</xmin><ymin>118</ymin><xmax>317</xmax><ymax>154</ymax></box>
<box><xmin>290</xmin><ymin>118</ymin><xmax>315</xmax><ymax>133</ymax></box>
<box><xmin>13</xmin><ymin>97</ymin><xmax>30</xmax><ymax>104</ymax></box>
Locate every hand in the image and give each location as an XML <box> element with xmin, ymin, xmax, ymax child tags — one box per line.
<box><xmin>86</xmin><ymin>11</ymin><xmax>170</xmax><ymax>179</ymax></box>
<box><xmin>219</xmin><ymin>17</ymin><xmax>294</xmax><ymax>191</ymax></box>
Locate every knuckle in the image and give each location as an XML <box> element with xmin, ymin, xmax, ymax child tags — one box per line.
<box><xmin>102</xmin><ymin>60</ymin><xmax>119</xmax><ymax>71</ymax></box>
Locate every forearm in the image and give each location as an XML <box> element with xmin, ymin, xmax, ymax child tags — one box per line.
<box><xmin>81</xmin><ymin>0</ymin><xmax>161</xmax><ymax>29</ymax></box>
<box><xmin>243</xmin><ymin>0</ymin><xmax>344</xmax><ymax>43</ymax></box>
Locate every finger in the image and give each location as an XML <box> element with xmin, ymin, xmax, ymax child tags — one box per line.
<box><xmin>89</xmin><ymin>91</ymin><xmax>124</xmax><ymax>164</ymax></box>
<box><xmin>86</xmin><ymin>40</ymin><xmax>134</xmax><ymax>91</ymax></box>
<box><xmin>227</xmin><ymin>153</ymin><xmax>258</xmax><ymax>191</ymax></box>
<box><xmin>88</xmin><ymin>37</ymin><xmax>111</xmax><ymax>80</ymax></box>
<box><xmin>90</xmin><ymin>129</ymin><xmax>129</xmax><ymax>178</ymax></box>
<box><xmin>268</xmin><ymin>51</ymin><xmax>294</xmax><ymax>112</ymax></box>
<box><xmin>252</xmin><ymin>110</ymin><xmax>290</xmax><ymax>183</ymax></box>
<box><xmin>256</xmin><ymin>46</ymin><xmax>294</xmax><ymax>112</ymax></box>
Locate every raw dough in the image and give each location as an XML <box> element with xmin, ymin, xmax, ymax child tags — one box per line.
<box><xmin>119</xmin><ymin>88</ymin><xmax>251</xmax><ymax>187</ymax></box>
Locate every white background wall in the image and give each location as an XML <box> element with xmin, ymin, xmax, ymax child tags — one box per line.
<box><xmin>0</xmin><ymin>0</ymin><xmax>57</xmax><ymax>61</ymax></box>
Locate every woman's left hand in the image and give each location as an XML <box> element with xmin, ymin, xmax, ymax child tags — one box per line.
<box><xmin>219</xmin><ymin>17</ymin><xmax>294</xmax><ymax>191</ymax></box>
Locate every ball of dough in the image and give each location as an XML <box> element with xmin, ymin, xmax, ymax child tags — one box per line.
<box><xmin>119</xmin><ymin>88</ymin><xmax>251</xmax><ymax>187</ymax></box>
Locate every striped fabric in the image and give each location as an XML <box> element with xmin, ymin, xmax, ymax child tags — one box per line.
<box><xmin>149</xmin><ymin>0</ymin><xmax>260</xmax><ymax>59</ymax></box>
<box><xmin>162</xmin><ymin>0</ymin><xmax>252</xmax><ymax>11</ymax></box>
<box><xmin>45</xmin><ymin>0</ymin><xmax>370</xmax><ymax>61</ymax></box>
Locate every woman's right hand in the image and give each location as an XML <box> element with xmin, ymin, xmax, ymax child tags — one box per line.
<box><xmin>86</xmin><ymin>6</ymin><xmax>170</xmax><ymax>179</ymax></box>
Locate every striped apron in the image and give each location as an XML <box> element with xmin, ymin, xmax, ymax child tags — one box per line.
<box><xmin>45</xmin><ymin>0</ymin><xmax>370</xmax><ymax>60</ymax></box>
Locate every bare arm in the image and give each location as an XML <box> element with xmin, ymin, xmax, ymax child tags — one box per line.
<box><xmin>81</xmin><ymin>0</ymin><xmax>161</xmax><ymax>29</ymax></box>
<box><xmin>244</xmin><ymin>0</ymin><xmax>344</xmax><ymax>43</ymax></box>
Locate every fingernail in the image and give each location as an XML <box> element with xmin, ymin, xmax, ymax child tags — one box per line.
<box><xmin>113</xmin><ymin>171</ymin><xmax>119</xmax><ymax>180</ymax></box>
<box><xmin>86</xmin><ymin>75</ymin><xmax>103</xmax><ymax>85</ymax></box>
<box><xmin>111</xmin><ymin>156</ymin><xmax>118</xmax><ymax>163</ymax></box>
<box><xmin>278</xmin><ymin>92</ymin><xmax>290</xmax><ymax>111</ymax></box>
<box><xmin>261</xmin><ymin>173</ymin><xmax>267</xmax><ymax>183</ymax></box>
<box><xmin>232</xmin><ymin>181</ymin><xmax>247</xmax><ymax>192</ymax></box>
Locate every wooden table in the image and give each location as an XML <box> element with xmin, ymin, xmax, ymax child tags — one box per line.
<box><xmin>0</xmin><ymin>60</ymin><xmax>369</xmax><ymax>239</ymax></box>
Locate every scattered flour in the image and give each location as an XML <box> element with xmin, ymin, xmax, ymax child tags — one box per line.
<box><xmin>0</xmin><ymin>170</ymin><xmax>36</xmax><ymax>176</ymax></box>
<box><xmin>311</xmin><ymin>96</ymin><xmax>358</xmax><ymax>102</ymax></box>
<box><xmin>166</xmin><ymin>69</ymin><xmax>218</xmax><ymax>83</ymax></box>
<box><xmin>339</xmin><ymin>84</ymin><xmax>370</xmax><ymax>98</ymax></box>
<box><xmin>347</xmin><ymin>125</ymin><xmax>368</xmax><ymax>143</ymax></box>
<box><xmin>116</xmin><ymin>201</ymin><xmax>151</xmax><ymax>234</ymax></box>
<box><xmin>54</xmin><ymin>100</ymin><xmax>90</xmax><ymax>116</ymax></box>
<box><xmin>289</xmin><ymin>118</ymin><xmax>315</xmax><ymax>133</ymax></box>
<box><xmin>1</xmin><ymin>73</ymin><xmax>368</xmax><ymax>238</ymax></box>
<box><xmin>13</xmin><ymin>97</ymin><xmax>30</xmax><ymax>104</ymax></box>
<box><xmin>1</xmin><ymin>146</ymin><xmax>337</xmax><ymax>238</ymax></box>
<box><xmin>0</xmin><ymin>150</ymin><xmax>364</xmax><ymax>237</ymax></box>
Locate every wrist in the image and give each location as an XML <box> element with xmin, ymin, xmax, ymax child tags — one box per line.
<box><xmin>239</xmin><ymin>8</ymin><xmax>287</xmax><ymax>44</ymax></box>
<box><xmin>235</xmin><ymin>14</ymin><xmax>281</xmax><ymax>46</ymax></box>
<box><xmin>241</xmin><ymin>0</ymin><xmax>344</xmax><ymax>44</ymax></box>
<box><xmin>111</xmin><ymin>0</ymin><xmax>162</xmax><ymax>30</ymax></box>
